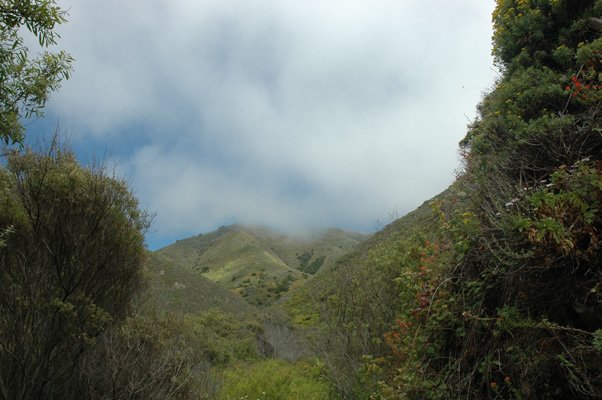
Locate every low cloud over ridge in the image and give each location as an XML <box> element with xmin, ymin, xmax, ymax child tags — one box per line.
<box><xmin>35</xmin><ymin>0</ymin><xmax>498</xmax><ymax>249</ymax></box>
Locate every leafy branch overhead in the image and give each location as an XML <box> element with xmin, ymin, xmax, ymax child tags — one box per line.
<box><xmin>0</xmin><ymin>0</ymin><xmax>73</xmax><ymax>144</ymax></box>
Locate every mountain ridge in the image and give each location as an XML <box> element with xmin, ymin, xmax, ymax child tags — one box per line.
<box><xmin>155</xmin><ymin>223</ymin><xmax>371</xmax><ymax>306</ymax></box>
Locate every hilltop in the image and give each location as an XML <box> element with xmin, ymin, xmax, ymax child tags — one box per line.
<box><xmin>155</xmin><ymin>223</ymin><xmax>371</xmax><ymax>306</ymax></box>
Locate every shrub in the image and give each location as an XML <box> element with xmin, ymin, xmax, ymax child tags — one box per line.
<box><xmin>0</xmin><ymin>137</ymin><xmax>150</xmax><ymax>399</ymax></box>
<box><xmin>77</xmin><ymin>308</ymin><xmax>220</xmax><ymax>400</ymax></box>
<box><xmin>217</xmin><ymin>359</ymin><xmax>337</xmax><ymax>400</ymax></box>
<box><xmin>357</xmin><ymin>3</ymin><xmax>602</xmax><ymax>397</ymax></box>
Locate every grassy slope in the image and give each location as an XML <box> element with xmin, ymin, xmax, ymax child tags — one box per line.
<box><xmin>156</xmin><ymin>224</ymin><xmax>370</xmax><ymax>275</ymax></box>
<box><xmin>143</xmin><ymin>250</ymin><xmax>257</xmax><ymax>319</ymax></box>
<box><xmin>279</xmin><ymin>190</ymin><xmax>447</xmax><ymax>326</ymax></box>
<box><xmin>155</xmin><ymin>224</ymin><xmax>371</xmax><ymax>306</ymax></box>
<box><xmin>264</xmin><ymin>227</ymin><xmax>371</xmax><ymax>273</ymax></box>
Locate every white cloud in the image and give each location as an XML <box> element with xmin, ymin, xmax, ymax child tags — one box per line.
<box><xmin>39</xmin><ymin>0</ymin><xmax>498</xmax><ymax>249</ymax></box>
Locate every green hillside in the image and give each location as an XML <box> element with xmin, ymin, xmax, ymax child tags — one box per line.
<box><xmin>143</xmin><ymin>251</ymin><xmax>257</xmax><ymax>319</ymax></box>
<box><xmin>279</xmin><ymin>191</ymin><xmax>447</xmax><ymax>326</ymax></box>
<box><xmin>155</xmin><ymin>223</ymin><xmax>370</xmax><ymax>306</ymax></box>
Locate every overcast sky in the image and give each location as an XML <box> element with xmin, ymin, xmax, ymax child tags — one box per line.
<box><xmin>28</xmin><ymin>0</ymin><xmax>498</xmax><ymax>250</ymax></box>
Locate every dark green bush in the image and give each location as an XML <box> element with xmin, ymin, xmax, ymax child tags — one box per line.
<box><xmin>0</xmin><ymin>137</ymin><xmax>150</xmax><ymax>399</ymax></box>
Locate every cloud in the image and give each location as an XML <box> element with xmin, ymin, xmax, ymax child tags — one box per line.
<box><xmin>39</xmin><ymin>0</ymin><xmax>498</xmax><ymax>249</ymax></box>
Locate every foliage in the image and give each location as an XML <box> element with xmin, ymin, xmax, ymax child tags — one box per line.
<box><xmin>305</xmin><ymin>255</ymin><xmax>326</xmax><ymax>274</ymax></box>
<box><xmin>307</xmin><ymin>196</ymin><xmax>444</xmax><ymax>398</ymax></box>
<box><xmin>195</xmin><ymin>309</ymin><xmax>261</xmax><ymax>366</ymax></box>
<box><xmin>360</xmin><ymin>196</ymin><xmax>478</xmax><ymax>399</ymax></box>
<box><xmin>297</xmin><ymin>250</ymin><xmax>314</xmax><ymax>270</ymax></box>
<box><xmin>76</xmin><ymin>308</ymin><xmax>220</xmax><ymax>400</ymax></box>
<box><xmin>491</xmin><ymin>0</ymin><xmax>594</xmax><ymax>72</ymax></box>
<box><xmin>74</xmin><ymin>263</ymin><xmax>265</xmax><ymax>399</ymax></box>
<box><xmin>0</xmin><ymin>0</ymin><xmax>73</xmax><ymax>144</ymax></box>
<box><xmin>257</xmin><ymin>309</ymin><xmax>309</xmax><ymax>361</ymax></box>
<box><xmin>217</xmin><ymin>359</ymin><xmax>337</xmax><ymax>400</ymax></box>
<box><xmin>315</xmin><ymin>1</ymin><xmax>602</xmax><ymax>398</ymax></box>
<box><xmin>513</xmin><ymin>158</ymin><xmax>602</xmax><ymax>256</ymax></box>
<box><xmin>0</xmin><ymin>137</ymin><xmax>150</xmax><ymax>399</ymax></box>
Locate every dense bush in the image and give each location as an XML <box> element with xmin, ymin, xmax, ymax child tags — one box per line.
<box><xmin>369</xmin><ymin>0</ymin><xmax>602</xmax><ymax>398</ymax></box>
<box><xmin>0</xmin><ymin>138</ymin><xmax>150</xmax><ymax>399</ymax></box>
<box><xmin>318</xmin><ymin>1</ymin><xmax>602</xmax><ymax>398</ymax></box>
<box><xmin>77</xmin><ymin>308</ymin><xmax>222</xmax><ymax>400</ymax></box>
<box><xmin>310</xmin><ymin>201</ymin><xmax>443</xmax><ymax>398</ymax></box>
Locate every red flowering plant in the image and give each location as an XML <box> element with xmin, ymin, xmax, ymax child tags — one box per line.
<box><xmin>564</xmin><ymin>73</ymin><xmax>602</xmax><ymax>102</ymax></box>
<box><xmin>563</xmin><ymin>39</ymin><xmax>602</xmax><ymax>105</ymax></box>
<box><xmin>513</xmin><ymin>158</ymin><xmax>602</xmax><ymax>257</ymax></box>
<box><xmin>363</xmin><ymin>195</ymin><xmax>478</xmax><ymax>399</ymax></box>
<box><xmin>368</xmin><ymin>238</ymin><xmax>452</xmax><ymax>399</ymax></box>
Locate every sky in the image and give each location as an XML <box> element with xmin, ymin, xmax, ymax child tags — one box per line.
<box><xmin>27</xmin><ymin>0</ymin><xmax>499</xmax><ymax>251</ymax></box>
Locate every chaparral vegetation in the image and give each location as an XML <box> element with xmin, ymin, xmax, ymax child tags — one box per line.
<box><xmin>4</xmin><ymin>0</ymin><xmax>602</xmax><ymax>399</ymax></box>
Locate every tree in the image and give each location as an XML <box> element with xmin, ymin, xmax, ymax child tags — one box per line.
<box><xmin>490</xmin><ymin>0</ymin><xmax>593</xmax><ymax>72</ymax></box>
<box><xmin>0</xmin><ymin>136</ymin><xmax>150</xmax><ymax>399</ymax></box>
<box><xmin>0</xmin><ymin>0</ymin><xmax>73</xmax><ymax>144</ymax></box>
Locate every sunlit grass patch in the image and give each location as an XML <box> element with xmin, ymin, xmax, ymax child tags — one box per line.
<box><xmin>218</xmin><ymin>359</ymin><xmax>337</xmax><ymax>400</ymax></box>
